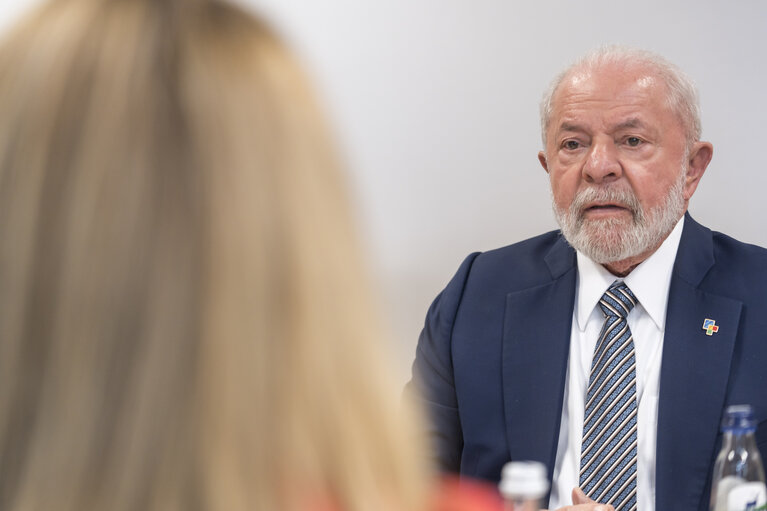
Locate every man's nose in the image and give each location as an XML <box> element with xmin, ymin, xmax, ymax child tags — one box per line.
<box><xmin>583</xmin><ymin>140</ymin><xmax>622</xmax><ymax>183</ymax></box>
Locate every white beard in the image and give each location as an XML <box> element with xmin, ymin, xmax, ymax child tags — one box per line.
<box><xmin>553</xmin><ymin>169</ymin><xmax>687</xmax><ymax>264</ymax></box>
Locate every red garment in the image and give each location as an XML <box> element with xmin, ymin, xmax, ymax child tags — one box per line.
<box><xmin>304</xmin><ymin>476</ymin><xmax>505</xmax><ymax>511</ymax></box>
<box><xmin>431</xmin><ymin>477</ymin><xmax>505</xmax><ymax>511</ymax></box>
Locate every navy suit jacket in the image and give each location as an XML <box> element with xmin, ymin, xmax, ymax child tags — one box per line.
<box><xmin>408</xmin><ymin>214</ymin><xmax>767</xmax><ymax>511</ymax></box>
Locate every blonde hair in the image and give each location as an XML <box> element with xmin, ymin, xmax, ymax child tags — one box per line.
<box><xmin>0</xmin><ymin>0</ymin><xmax>429</xmax><ymax>509</ymax></box>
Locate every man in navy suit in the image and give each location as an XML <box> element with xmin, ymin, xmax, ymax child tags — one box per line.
<box><xmin>408</xmin><ymin>47</ymin><xmax>767</xmax><ymax>511</ymax></box>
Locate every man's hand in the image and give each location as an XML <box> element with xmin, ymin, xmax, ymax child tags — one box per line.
<box><xmin>541</xmin><ymin>488</ymin><xmax>615</xmax><ymax>511</ymax></box>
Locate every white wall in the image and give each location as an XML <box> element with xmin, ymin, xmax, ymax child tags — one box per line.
<box><xmin>241</xmin><ymin>1</ymin><xmax>767</xmax><ymax>381</ymax></box>
<box><xmin>3</xmin><ymin>1</ymin><xmax>765</xmax><ymax>381</ymax></box>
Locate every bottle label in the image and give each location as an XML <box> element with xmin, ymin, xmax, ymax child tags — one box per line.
<box><xmin>727</xmin><ymin>482</ymin><xmax>767</xmax><ymax>511</ymax></box>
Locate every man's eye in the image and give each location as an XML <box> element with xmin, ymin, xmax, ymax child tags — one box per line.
<box><xmin>626</xmin><ymin>137</ymin><xmax>642</xmax><ymax>147</ymax></box>
<box><xmin>563</xmin><ymin>140</ymin><xmax>580</xmax><ymax>150</ymax></box>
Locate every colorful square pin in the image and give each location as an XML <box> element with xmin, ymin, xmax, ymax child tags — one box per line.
<box><xmin>702</xmin><ymin>318</ymin><xmax>719</xmax><ymax>336</ymax></box>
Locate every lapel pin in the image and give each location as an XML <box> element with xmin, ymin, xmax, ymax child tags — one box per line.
<box><xmin>702</xmin><ymin>318</ymin><xmax>719</xmax><ymax>336</ymax></box>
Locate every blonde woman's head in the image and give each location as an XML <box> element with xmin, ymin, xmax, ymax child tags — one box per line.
<box><xmin>0</xmin><ymin>0</ymin><xmax>428</xmax><ymax>509</ymax></box>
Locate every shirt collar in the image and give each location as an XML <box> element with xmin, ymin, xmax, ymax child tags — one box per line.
<box><xmin>575</xmin><ymin>215</ymin><xmax>685</xmax><ymax>331</ymax></box>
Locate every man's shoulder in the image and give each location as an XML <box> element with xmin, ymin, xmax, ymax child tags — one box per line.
<box><xmin>458</xmin><ymin>229</ymin><xmax>573</xmax><ymax>292</ymax></box>
<box><xmin>477</xmin><ymin>229</ymin><xmax>565</xmax><ymax>265</ymax></box>
<box><xmin>681</xmin><ymin>217</ymin><xmax>767</xmax><ymax>296</ymax></box>
<box><xmin>710</xmin><ymin>229</ymin><xmax>767</xmax><ymax>263</ymax></box>
<box><xmin>689</xmin><ymin>215</ymin><xmax>767</xmax><ymax>269</ymax></box>
<box><xmin>708</xmin><ymin>229</ymin><xmax>767</xmax><ymax>290</ymax></box>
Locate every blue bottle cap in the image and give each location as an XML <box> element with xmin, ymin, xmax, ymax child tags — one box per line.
<box><xmin>721</xmin><ymin>404</ymin><xmax>757</xmax><ymax>433</ymax></box>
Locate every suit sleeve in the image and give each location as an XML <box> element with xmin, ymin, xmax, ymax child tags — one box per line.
<box><xmin>405</xmin><ymin>252</ymin><xmax>480</xmax><ymax>473</ymax></box>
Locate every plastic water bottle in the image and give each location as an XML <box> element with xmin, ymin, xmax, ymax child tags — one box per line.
<box><xmin>710</xmin><ymin>405</ymin><xmax>767</xmax><ymax>511</ymax></box>
<box><xmin>499</xmin><ymin>461</ymin><xmax>549</xmax><ymax>511</ymax></box>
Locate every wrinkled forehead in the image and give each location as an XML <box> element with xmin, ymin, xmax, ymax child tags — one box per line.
<box><xmin>553</xmin><ymin>62</ymin><xmax>668</xmax><ymax>111</ymax></box>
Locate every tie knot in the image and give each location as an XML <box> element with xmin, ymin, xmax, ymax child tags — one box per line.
<box><xmin>599</xmin><ymin>281</ymin><xmax>637</xmax><ymax>319</ymax></box>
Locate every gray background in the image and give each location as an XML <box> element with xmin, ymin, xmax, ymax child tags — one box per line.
<box><xmin>2</xmin><ymin>1</ymin><xmax>765</xmax><ymax>381</ymax></box>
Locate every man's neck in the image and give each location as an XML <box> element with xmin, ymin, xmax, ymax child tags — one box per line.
<box><xmin>603</xmin><ymin>250</ymin><xmax>658</xmax><ymax>277</ymax></box>
<box><xmin>602</xmin><ymin>226</ymin><xmax>681</xmax><ymax>277</ymax></box>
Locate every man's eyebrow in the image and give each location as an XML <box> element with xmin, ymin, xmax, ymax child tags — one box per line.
<box><xmin>555</xmin><ymin>118</ymin><xmax>649</xmax><ymax>135</ymax></box>
<box><xmin>557</xmin><ymin>122</ymin><xmax>586</xmax><ymax>133</ymax></box>
<box><xmin>612</xmin><ymin>118</ymin><xmax>647</xmax><ymax>130</ymax></box>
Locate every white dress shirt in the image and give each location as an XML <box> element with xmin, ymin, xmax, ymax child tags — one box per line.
<box><xmin>548</xmin><ymin>216</ymin><xmax>685</xmax><ymax>511</ymax></box>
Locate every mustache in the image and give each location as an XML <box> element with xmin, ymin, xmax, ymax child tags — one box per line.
<box><xmin>570</xmin><ymin>185</ymin><xmax>642</xmax><ymax>220</ymax></box>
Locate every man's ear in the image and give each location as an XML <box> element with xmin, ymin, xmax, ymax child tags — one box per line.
<box><xmin>684</xmin><ymin>141</ymin><xmax>713</xmax><ymax>200</ymax></box>
<box><xmin>538</xmin><ymin>151</ymin><xmax>549</xmax><ymax>173</ymax></box>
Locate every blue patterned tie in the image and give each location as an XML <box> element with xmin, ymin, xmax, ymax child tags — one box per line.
<box><xmin>579</xmin><ymin>281</ymin><xmax>638</xmax><ymax>511</ymax></box>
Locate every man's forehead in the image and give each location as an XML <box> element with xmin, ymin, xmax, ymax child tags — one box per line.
<box><xmin>549</xmin><ymin>64</ymin><xmax>668</xmax><ymax>124</ymax></box>
<box><xmin>557</xmin><ymin>63</ymin><xmax>663</xmax><ymax>102</ymax></box>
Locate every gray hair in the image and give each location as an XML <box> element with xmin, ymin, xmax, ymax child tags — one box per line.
<box><xmin>539</xmin><ymin>46</ymin><xmax>702</xmax><ymax>149</ymax></box>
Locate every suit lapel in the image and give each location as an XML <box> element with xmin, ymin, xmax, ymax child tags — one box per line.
<box><xmin>655</xmin><ymin>215</ymin><xmax>743</xmax><ymax>511</ymax></box>
<box><xmin>502</xmin><ymin>237</ymin><xmax>576</xmax><ymax>484</ymax></box>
